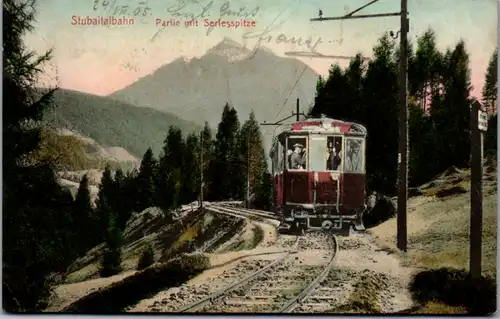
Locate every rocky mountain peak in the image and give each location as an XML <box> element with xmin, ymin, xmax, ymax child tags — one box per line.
<box><xmin>206</xmin><ymin>37</ymin><xmax>251</xmax><ymax>61</ymax></box>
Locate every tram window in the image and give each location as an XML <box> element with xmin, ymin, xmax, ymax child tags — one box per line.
<box><xmin>287</xmin><ymin>136</ymin><xmax>307</xmax><ymax>170</ymax></box>
<box><xmin>345</xmin><ymin>138</ymin><xmax>364</xmax><ymax>172</ymax></box>
<box><xmin>277</xmin><ymin>139</ymin><xmax>284</xmax><ymax>172</ymax></box>
<box><xmin>310</xmin><ymin>137</ymin><xmax>327</xmax><ymax>171</ymax></box>
<box><xmin>326</xmin><ymin>136</ymin><xmax>342</xmax><ymax>171</ymax></box>
<box><xmin>271</xmin><ymin>143</ymin><xmax>278</xmax><ymax>174</ymax></box>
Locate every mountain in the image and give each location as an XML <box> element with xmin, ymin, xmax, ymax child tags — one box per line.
<box><xmin>42</xmin><ymin>89</ymin><xmax>204</xmax><ymax>157</ymax></box>
<box><xmin>107</xmin><ymin>37</ymin><xmax>320</xmax><ymax>150</ymax></box>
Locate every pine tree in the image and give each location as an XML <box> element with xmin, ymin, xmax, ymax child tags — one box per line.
<box><xmin>210</xmin><ymin>103</ymin><xmax>242</xmax><ymax>200</ymax></box>
<box><xmin>112</xmin><ymin>168</ymin><xmax>131</xmax><ymax>229</ymax></box>
<box><xmin>181</xmin><ymin>133</ymin><xmax>201</xmax><ymax>204</ymax></box>
<box><xmin>95</xmin><ymin>165</ymin><xmax>115</xmax><ymax>240</ymax></box>
<box><xmin>136</xmin><ymin>148</ymin><xmax>157</xmax><ymax>211</ymax></box>
<box><xmin>255</xmin><ymin>170</ymin><xmax>273</xmax><ymax>211</ymax></box>
<box><xmin>410</xmin><ymin>28</ymin><xmax>443</xmax><ymax>112</ymax></box>
<box><xmin>239</xmin><ymin>111</ymin><xmax>267</xmax><ymax>203</ymax></box>
<box><xmin>73</xmin><ymin>174</ymin><xmax>97</xmax><ymax>252</ymax></box>
<box><xmin>99</xmin><ymin>209</ymin><xmax>124</xmax><ymax>277</ymax></box>
<box><xmin>482</xmin><ymin>49</ymin><xmax>498</xmax><ymax>114</ymax></box>
<box><xmin>157</xmin><ymin>126</ymin><xmax>185</xmax><ymax>210</ymax></box>
<box><xmin>434</xmin><ymin>41</ymin><xmax>472</xmax><ymax>169</ymax></box>
<box><xmin>201</xmin><ymin>121</ymin><xmax>214</xmax><ymax>200</ymax></box>
<box><xmin>3</xmin><ymin>0</ymin><xmax>76</xmax><ymax>311</ymax></box>
<box><xmin>360</xmin><ymin>33</ymin><xmax>399</xmax><ymax>194</ymax></box>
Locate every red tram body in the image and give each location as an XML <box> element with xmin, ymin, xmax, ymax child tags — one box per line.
<box><xmin>269</xmin><ymin>117</ymin><xmax>367</xmax><ymax>234</ymax></box>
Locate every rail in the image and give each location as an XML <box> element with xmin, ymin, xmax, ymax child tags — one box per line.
<box><xmin>176</xmin><ymin>235</ymin><xmax>300</xmax><ymax>313</ymax></box>
<box><xmin>208</xmin><ymin>204</ymin><xmax>280</xmax><ymax>222</ymax></box>
<box><xmin>278</xmin><ymin>233</ymin><xmax>339</xmax><ymax>313</ymax></box>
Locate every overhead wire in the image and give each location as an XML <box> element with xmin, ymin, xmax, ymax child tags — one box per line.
<box><xmin>275</xmin><ymin>64</ymin><xmax>308</xmax><ymax>118</ymax></box>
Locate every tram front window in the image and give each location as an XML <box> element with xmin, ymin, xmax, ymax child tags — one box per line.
<box><xmin>310</xmin><ymin>136</ymin><xmax>327</xmax><ymax>171</ymax></box>
<box><xmin>326</xmin><ymin>136</ymin><xmax>342</xmax><ymax>171</ymax></box>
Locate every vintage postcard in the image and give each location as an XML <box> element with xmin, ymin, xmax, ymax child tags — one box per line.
<box><xmin>3</xmin><ymin>0</ymin><xmax>497</xmax><ymax>314</ymax></box>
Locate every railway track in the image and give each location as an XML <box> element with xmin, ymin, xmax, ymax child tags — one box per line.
<box><xmin>175</xmin><ymin>230</ymin><xmax>338</xmax><ymax>313</ymax></box>
<box><xmin>208</xmin><ymin>204</ymin><xmax>280</xmax><ymax>224</ymax></box>
<box><xmin>174</xmin><ymin>236</ymin><xmax>301</xmax><ymax>312</ymax></box>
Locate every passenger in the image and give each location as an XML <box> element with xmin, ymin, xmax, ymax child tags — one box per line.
<box><xmin>327</xmin><ymin>142</ymin><xmax>341</xmax><ymax>170</ymax></box>
<box><xmin>290</xmin><ymin>143</ymin><xmax>306</xmax><ymax>169</ymax></box>
<box><xmin>286</xmin><ymin>149</ymin><xmax>293</xmax><ymax>169</ymax></box>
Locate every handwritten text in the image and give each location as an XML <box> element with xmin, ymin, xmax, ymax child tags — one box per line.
<box><xmin>93</xmin><ymin>0</ymin><xmax>152</xmax><ymax>18</ymax></box>
<box><xmin>242</xmin><ymin>9</ymin><xmax>322</xmax><ymax>58</ymax></box>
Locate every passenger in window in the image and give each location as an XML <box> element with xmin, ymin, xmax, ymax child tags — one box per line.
<box><xmin>326</xmin><ymin>141</ymin><xmax>341</xmax><ymax>170</ymax></box>
<box><xmin>286</xmin><ymin>149</ymin><xmax>293</xmax><ymax>169</ymax></box>
<box><xmin>290</xmin><ymin>143</ymin><xmax>306</xmax><ymax>169</ymax></box>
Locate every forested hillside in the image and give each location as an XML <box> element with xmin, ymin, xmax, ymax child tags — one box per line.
<box><xmin>42</xmin><ymin>89</ymin><xmax>204</xmax><ymax>157</ymax></box>
<box><xmin>311</xmin><ymin>29</ymin><xmax>497</xmax><ymax>194</ymax></box>
<box><xmin>29</xmin><ymin>127</ymin><xmax>138</xmax><ymax>172</ymax></box>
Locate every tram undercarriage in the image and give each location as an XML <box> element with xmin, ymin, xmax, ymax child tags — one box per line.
<box><xmin>277</xmin><ymin>208</ymin><xmax>365</xmax><ymax>235</ymax></box>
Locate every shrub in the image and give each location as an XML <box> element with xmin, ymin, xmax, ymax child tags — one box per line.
<box><xmin>362</xmin><ymin>196</ymin><xmax>396</xmax><ymax>229</ymax></box>
<box><xmin>409</xmin><ymin>267</ymin><xmax>496</xmax><ymax>315</ymax></box>
<box><xmin>99</xmin><ymin>247</ymin><xmax>123</xmax><ymax>278</ymax></box>
<box><xmin>62</xmin><ymin>254</ymin><xmax>210</xmax><ymax>313</ymax></box>
<box><xmin>137</xmin><ymin>244</ymin><xmax>155</xmax><ymax>271</ymax></box>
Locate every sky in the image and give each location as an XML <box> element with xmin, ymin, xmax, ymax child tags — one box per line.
<box><xmin>26</xmin><ymin>0</ymin><xmax>497</xmax><ymax>98</ymax></box>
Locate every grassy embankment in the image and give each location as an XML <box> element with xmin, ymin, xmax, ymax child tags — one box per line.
<box><xmin>370</xmin><ymin>165</ymin><xmax>497</xmax><ymax>314</ymax></box>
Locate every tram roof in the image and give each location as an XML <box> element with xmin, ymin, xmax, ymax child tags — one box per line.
<box><xmin>285</xmin><ymin>117</ymin><xmax>367</xmax><ymax>135</ymax></box>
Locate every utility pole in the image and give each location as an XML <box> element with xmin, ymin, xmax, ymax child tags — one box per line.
<box><xmin>310</xmin><ymin>0</ymin><xmax>409</xmax><ymax>251</ymax></box>
<box><xmin>397</xmin><ymin>0</ymin><xmax>409</xmax><ymax>252</ymax></box>
<box><xmin>200</xmin><ymin>131</ymin><xmax>204</xmax><ymax>212</ymax></box>
<box><xmin>470</xmin><ymin>100</ymin><xmax>488</xmax><ymax>279</ymax></box>
<box><xmin>296</xmin><ymin>98</ymin><xmax>300</xmax><ymax>121</ymax></box>
<box><xmin>246</xmin><ymin>129</ymin><xmax>250</xmax><ymax>208</ymax></box>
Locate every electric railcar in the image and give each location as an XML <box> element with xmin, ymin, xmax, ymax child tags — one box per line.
<box><xmin>269</xmin><ymin>117</ymin><xmax>367</xmax><ymax>234</ymax></box>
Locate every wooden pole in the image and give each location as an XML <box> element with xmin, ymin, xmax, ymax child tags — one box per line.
<box><xmin>470</xmin><ymin>101</ymin><xmax>485</xmax><ymax>279</ymax></box>
<box><xmin>200</xmin><ymin>131</ymin><xmax>204</xmax><ymax>212</ymax></box>
<box><xmin>296</xmin><ymin>98</ymin><xmax>300</xmax><ymax>121</ymax></box>
<box><xmin>397</xmin><ymin>0</ymin><xmax>409</xmax><ymax>252</ymax></box>
<box><xmin>247</xmin><ymin>129</ymin><xmax>250</xmax><ymax>208</ymax></box>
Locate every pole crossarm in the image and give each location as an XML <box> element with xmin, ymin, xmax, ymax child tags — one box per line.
<box><xmin>311</xmin><ymin>12</ymin><xmax>400</xmax><ymax>21</ymax></box>
<box><xmin>284</xmin><ymin>51</ymin><xmax>370</xmax><ymax>61</ymax></box>
<box><xmin>260</xmin><ymin>113</ymin><xmax>306</xmax><ymax>126</ymax></box>
<box><xmin>310</xmin><ymin>0</ymin><xmax>401</xmax><ymax>21</ymax></box>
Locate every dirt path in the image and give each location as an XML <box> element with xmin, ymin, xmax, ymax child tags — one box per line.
<box><xmin>46</xmin><ymin>271</ymin><xmax>137</xmax><ymax>312</ymax></box>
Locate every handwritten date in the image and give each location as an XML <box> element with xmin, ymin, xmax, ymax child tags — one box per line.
<box><xmin>93</xmin><ymin>0</ymin><xmax>152</xmax><ymax>17</ymax></box>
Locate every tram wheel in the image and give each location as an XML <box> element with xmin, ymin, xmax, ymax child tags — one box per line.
<box><xmin>322</xmin><ymin>220</ymin><xmax>334</xmax><ymax>230</ymax></box>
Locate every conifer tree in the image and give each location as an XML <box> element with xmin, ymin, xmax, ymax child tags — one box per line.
<box><xmin>358</xmin><ymin>34</ymin><xmax>399</xmax><ymax>194</ymax></box>
<box><xmin>95</xmin><ymin>165</ymin><xmax>115</xmax><ymax>240</ymax></box>
<box><xmin>254</xmin><ymin>170</ymin><xmax>273</xmax><ymax>211</ymax></box>
<box><xmin>201</xmin><ymin>121</ymin><xmax>214</xmax><ymax>200</ymax></box>
<box><xmin>239</xmin><ymin>111</ymin><xmax>267</xmax><ymax>203</ymax></box>
<box><xmin>99</xmin><ymin>209</ymin><xmax>123</xmax><ymax>277</ymax></box>
<box><xmin>181</xmin><ymin>133</ymin><xmax>201</xmax><ymax>204</ymax></box>
<box><xmin>434</xmin><ymin>41</ymin><xmax>472</xmax><ymax>169</ymax></box>
<box><xmin>73</xmin><ymin>174</ymin><xmax>97</xmax><ymax>251</ymax></box>
<box><xmin>482</xmin><ymin>49</ymin><xmax>498</xmax><ymax>114</ymax></box>
<box><xmin>135</xmin><ymin>148</ymin><xmax>157</xmax><ymax>211</ymax></box>
<box><xmin>210</xmin><ymin>103</ymin><xmax>242</xmax><ymax>200</ymax></box>
<box><xmin>157</xmin><ymin>126</ymin><xmax>184</xmax><ymax>210</ymax></box>
<box><xmin>3</xmin><ymin>0</ymin><xmax>76</xmax><ymax>311</ymax></box>
<box><xmin>112</xmin><ymin>168</ymin><xmax>130</xmax><ymax>228</ymax></box>
<box><xmin>137</xmin><ymin>244</ymin><xmax>155</xmax><ymax>270</ymax></box>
